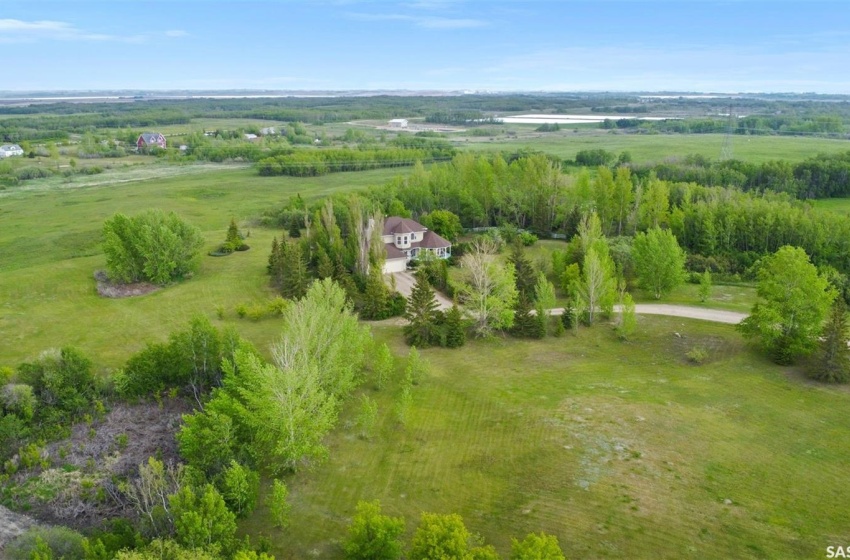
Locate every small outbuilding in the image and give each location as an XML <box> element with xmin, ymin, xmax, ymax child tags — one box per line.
<box><xmin>388</xmin><ymin>118</ymin><xmax>408</xmax><ymax>128</ymax></box>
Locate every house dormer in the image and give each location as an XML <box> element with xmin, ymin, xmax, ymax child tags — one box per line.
<box><xmin>382</xmin><ymin>216</ymin><xmax>452</xmax><ymax>274</ymax></box>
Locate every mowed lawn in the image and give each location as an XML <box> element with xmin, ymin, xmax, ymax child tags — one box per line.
<box><xmin>0</xmin><ymin>166</ymin><xmax>405</xmax><ymax>368</ymax></box>
<box><xmin>244</xmin><ymin>319</ymin><xmax>850</xmax><ymax>560</ymax></box>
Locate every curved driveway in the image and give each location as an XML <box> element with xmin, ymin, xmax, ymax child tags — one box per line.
<box><xmin>546</xmin><ymin>304</ymin><xmax>747</xmax><ymax>325</ymax></box>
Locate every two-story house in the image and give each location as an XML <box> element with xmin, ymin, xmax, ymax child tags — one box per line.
<box><xmin>382</xmin><ymin>217</ymin><xmax>451</xmax><ymax>274</ymax></box>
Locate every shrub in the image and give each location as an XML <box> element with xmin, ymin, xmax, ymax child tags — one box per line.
<box><xmin>268</xmin><ymin>479</ymin><xmax>291</xmax><ymax>528</ymax></box>
<box><xmin>5</xmin><ymin>526</ymin><xmax>86</xmax><ymax>560</ymax></box>
<box><xmin>344</xmin><ymin>500</ymin><xmax>405</xmax><ymax>560</ymax></box>
<box><xmin>686</xmin><ymin>346</ymin><xmax>709</xmax><ymax>364</ymax></box>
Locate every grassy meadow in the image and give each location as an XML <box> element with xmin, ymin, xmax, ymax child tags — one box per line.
<box><xmin>459</xmin><ymin>130</ymin><xmax>850</xmax><ymax>164</ymax></box>
<box><xmin>0</xmin><ymin>166</ymin><xmax>406</xmax><ymax>368</ymax></box>
<box><xmin>244</xmin><ymin>319</ymin><xmax>850</xmax><ymax>560</ymax></box>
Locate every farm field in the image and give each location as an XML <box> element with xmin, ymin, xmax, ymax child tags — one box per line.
<box><xmin>243</xmin><ymin>319</ymin><xmax>850</xmax><ymax>559</ymax></box>
<box><xmin>811</xmin><ymin>197</ymin><xmax>850</xmax><ymax>215</ymax></box>
<box><xmin>0</xmin><ymin>166</ymin><xmax>405</xmax><ymax>368</ymax></box>
<box><xmin>459</xmin><ymin>130</ymin><xmax>850</xmax><ymax>164</ymax></box>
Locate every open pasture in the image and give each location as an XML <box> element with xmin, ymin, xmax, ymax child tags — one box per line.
<box><xmin>244</xmin><ymin>320</ymin><xmax>850</xmax><ymax>559</ymax></box>
<box><xmin>460</xmin><ymin>130</ymin><xmax>850</xmax><ymax>164</ymax></box>
<box><xmin>0</xmin><ymin>166</ymin><xmax>405</xmax><ymax>368</ymax></box>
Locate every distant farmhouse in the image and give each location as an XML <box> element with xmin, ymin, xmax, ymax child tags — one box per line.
<box><xmin>244</xmin><ymin>133</ymin><xmax>259</xmax><ymax>141</ymax></box>
<box><xmin>0</xmin><ymin>144</ymin><xmax>24</xmax><ymax>158</ymax></box>
<box><xmin>260</xmin><ymin>127</ymin><xmax>276</xmax><ymax>136</ymax></box>
<box><xmin>381</xmin><ymin>216</ymin><xmax>451</xmax><ymax>274</ymax></box>
<box><xmin>137</xmin><ymin>132</ymin><xmax>166</xmax><ymax>150</ymax></box>
<box><xmin>388</xmin><ymin>118</ymin><xmax>408</xmax><ymax>128</ymax></box>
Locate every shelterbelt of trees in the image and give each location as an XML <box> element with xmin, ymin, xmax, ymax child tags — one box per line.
<box><xmin>266</xmin><ymin>152</ymin><xmax>850</xmax><ymax>286</ymax></box>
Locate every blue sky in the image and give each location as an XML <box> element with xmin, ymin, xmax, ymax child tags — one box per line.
<box><xmin>2</xmin><ymin>1</ymin><xmax>850</xmax><ymax>93</ymax></box>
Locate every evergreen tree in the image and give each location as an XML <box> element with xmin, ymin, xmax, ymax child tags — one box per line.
<box><xmin>508</xmin><ymin>241</ymin><xmax>537</xmax><ymax>301</ymax></box>
<box><xmin>404</xmin><ymin>272</ymin><xmax>440</xmax><ymax>347</ymax></box>
<box><xmin>268</xmin><ymin>237</ymin><xmax>282</xmax><ymax>287</ymax></box>
<box><xmin>360</xmin><ymin>269</ymin><xmax>389</xmax><ymax>320</ymax></box>
<box><xmin>225</xmin><ymin>218</ymin><xmax>243</xmax><ymax>251</ymax></box>
<box><xmin>512</xmin><ymin>295</ymin><xmax>541</xmax><ymax>338</ymax></box>
<box><xmin>280</xmin><ymin>239</ymin><xmax>309</xmax><ymax>300</ymax></box>
<box><xmin>809</xmin><ymin>298</ymin><xmax>850</xmax><ymax>383</ymax></box>
<box><xmin>443</xmin><ymin>302</ymin><xmax>466</xmax><ymax>348</ymax></box>
<box><xmin>316</xmin><ymin>245</ymin><xmax>334</xmax><ymax>280</ymax></box>
<box><xmin>288</xmin><ymin>216</ymin><xmax>302</xmax><ymax>238</ymax></box>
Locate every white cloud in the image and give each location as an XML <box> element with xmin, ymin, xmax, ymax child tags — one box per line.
<box><xmin>0</xmin><ymin>19</ymin><xmax>188</xmax><ymax>44</ymax></box>
<box><xmin>347</xmin><ymin>12</ymin><xmax>487</xmax><ymax>29</ymax></box>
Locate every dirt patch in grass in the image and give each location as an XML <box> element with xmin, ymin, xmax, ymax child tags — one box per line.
<box><xmin>94</xmin><ymin>270</ymin><xmax>161</xmax><ymax>299</ymax></box>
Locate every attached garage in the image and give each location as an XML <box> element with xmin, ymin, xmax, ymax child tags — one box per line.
<box><xmin>383</xmin><ymin>258</ymin><xmax>408</xmax><ymax>274</ymax></box>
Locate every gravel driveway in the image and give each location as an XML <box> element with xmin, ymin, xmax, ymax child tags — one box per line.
<box><xmin>388</xmin><ymin>271</ymin><xmax>453</xmax><ymax>310</ymax></box>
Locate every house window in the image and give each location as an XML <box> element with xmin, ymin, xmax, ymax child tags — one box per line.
<box><xmin>397</xmin><ymin>236</ymin><xmax>401</xmax><ymax>245</ymax></box>
<box><xmin>404</xmin><ymin>236</ymin><xmax>408</xmax><ymax>244</ymax></box>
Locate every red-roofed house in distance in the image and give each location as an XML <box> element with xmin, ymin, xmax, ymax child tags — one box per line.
<box><xmin>137</xmin><ymin>132</ymin><xmax>167</xmax><ymax>150</ymax></box>
<box><xmin>381</xmin><ymin>216</ymin><xmax>452</xmax><ymax>274</ymax></box>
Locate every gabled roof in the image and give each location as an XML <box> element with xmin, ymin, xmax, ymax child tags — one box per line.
<box><xmin>0</xmin><ymin>144</ymin><xmax>22</xmax><ymax>151</ymax></box>
<box><xmin>138</xmin><ymin>132</ymin><xmax>165</xmax><ymax>144</ymax></box>
<box><xmin>383</xmin><ymin>216</ymin><xmax>425</xmax><ymax>236</ymax></box>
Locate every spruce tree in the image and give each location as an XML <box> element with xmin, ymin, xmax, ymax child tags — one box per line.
<box><xmin>810</xmin><ymin>298</ymin><xmax>850</xmax><ymax>383</ymax></box>
<box><xmin>315</xmin><ymin>245</ymin><xmax>334</xmax><ymax>279</ymax></box>
<box><xmin>288</xmin><ymin>217</ymin><xmax>302</xmax><ymax>238</ymax></box>
<box><xmin>404</xmin><ymin>272</ymin><xmax>439</xmax><ymax>347</ymax></box>
<box><xmin>512</xmin><ymin>295</ymin><xmax>540</xmax><ymax>338</ymax></box>
<box><xmin>508</xmin><ymin>241</ymin><xmax>537</xmax><ymax>301</ymax></box>
<box><xmin>268</xmin><ymin>237</ymin><xmax>282</xmax><ymax>288</ymax></box>
<box><xmin>443</xmin><ymin>302</ymin><xmax>466</xmax><ymax>348</ymax></box>
<box><xmin>280</xmin><ymin>239</ymin><xmax>309</xmax><ymax>300</ymax></box>
<box><xmin>225</xmin><ymin>218</ymin><xmax>242</xmax><ymax>252</ymax></box>
<box><xmin>360</xmin><ymin>269</ymin><xmax>389</xmax><ymax>320</ymax></box>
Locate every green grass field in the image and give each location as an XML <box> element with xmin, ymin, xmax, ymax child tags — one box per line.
<box><xmin>459</xmin><ymin>130</ymin><xmax>850</xmax><ymax>164</ymax></box>
<box><xmin>242</xmin><ymin>320</ymin><xmax>850</xmax><ymax>559</ymax></box>
<box><xmin>0</xmin><ymin>166</ymin><xmax>407</xmax><ymax>368</ymax></box>
<box><xmin>811</xmin><ymin>197</ymin><xmax>850</xmax><ymax>216</ymax></box>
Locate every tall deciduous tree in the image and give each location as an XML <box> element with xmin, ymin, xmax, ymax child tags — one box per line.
<box><xmin>511</xmin><ymin>532</ymin><xmax>565</xmax><ymax>560</ymax></box>
<box><xmin>577</xmin><ymin>247</ymin><xmax>614</xmax><ymax>324</ymax></box>
<box><xmin>738</xmin><ymin>246</ymin><xmax>835</xmax><ymax>364</ymax></box>
<box><xmin>458</xmin><ymin>237</ymin><xmax>518</xmax><ymax>337</ymax></box>
<box><xmin>632</xmin><ymin>227</ymin><xmax>687</xmax><ymax>299</ymax></box>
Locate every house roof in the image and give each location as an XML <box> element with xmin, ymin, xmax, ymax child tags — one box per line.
<box><xmin>138</xmin><ymin>133</ymin><xmax>165</xmax><ymax>144</ymax></box>
<box><xmin>385</xmin><ymin>244</ymin><xmax>407</xmax><ymax>260</ymax></box>
<box><xmin>0</xmin><ymin>144</ymin><xmax>22</xmax><ymax>151</ymax></box>
<box><xmin>417</xmin><ymin>230</ymin><xmax>451</xmax><ymax>249</ymax></box>
<box><xmin>383</xmin><ymin>216</ymin><xmax>424</xmax><ymax>236</ymax></box>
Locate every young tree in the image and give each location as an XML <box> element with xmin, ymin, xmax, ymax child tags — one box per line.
<box><xmin>511</xmin><ymin>532</ymin><xmax>565</xmax><ymax>560</ymax></box>
<box><xmin>357</xmin><ymin>395</ymin><xmax>379</xmax><ymax>439</ymax></box>
<box><xmin>224</xmin><ymin>219</ymin><xmax>245</xmax><ymax>252</ymax></box>
<box><xmin>617</xmin><ymin>292</ymin><xmax>637</xmax><ymax>341</ymax></box>
<box><xmin>512</xmin><ymin>295</ymin><xmax>542</xmax><ymax>339</ymax></box>
<box><xmin>268</xmin><ymin>479</ymin><xmax>291</xmax><ymax>528</ymax></box>
<box><xmin>170</xmin><ymin>484</ymin><xmax>237</xmax><ymax>553</ymax></box>
<box><xmin>372</xmin><ymin>342</ymin><xmax>395</xmax><ymax>390</ymax></box>
<box><xmin>809</xmin><ymin>298</ymin><xmax>850</xmax><ymax>383</ymax></box>
<box><xmin>217</xmin><ymin>460</ymin><xmax>259</xmax><ymax>518</ymax></box>
<box><xmin>458</xmin><ymin>237</ymin><xmax>518</xmax><ymax>337</ymax></box>
<box><xmin>344</xmin><ymin>501</ymin><xmax>406</xmax><ymax>560</ymax></box>
<box><xmin>738</xmin><ymin>246</ymin><xmax>835</xmax><ymax>364</ymax></box>
<box><xmin>443</xmin><ymin>302</ymin><xmax>467</xmax><ymax>348</ymax></box>
<box><xmin>534</xmin><ymin>272</ymin><xmax>557</xmax><ymax>336</ymax></box>
<box><xmin>577</xmin><ymin>247</ymin><xmax>614</xmax><ymax>324</ymax></box>
<box><xmin>698</xmin><ymin>270</ymin><xmax>712</xmax><ymax>302</ymax></box>
<box><xmin>632</xmin><ymin>227</ymin><xmax>687</xmax><ymax>300</ymax></box>
<box><xmin>404</xmin><ymin>272</ymin><xmax>440</xmax><ymax>347</ymax></box>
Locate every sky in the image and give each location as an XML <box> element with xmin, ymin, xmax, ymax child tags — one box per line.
<box><xmin>2</xmin><ymin>0</ymin><xmax>850</xmax><ymax>93</ymax></box>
